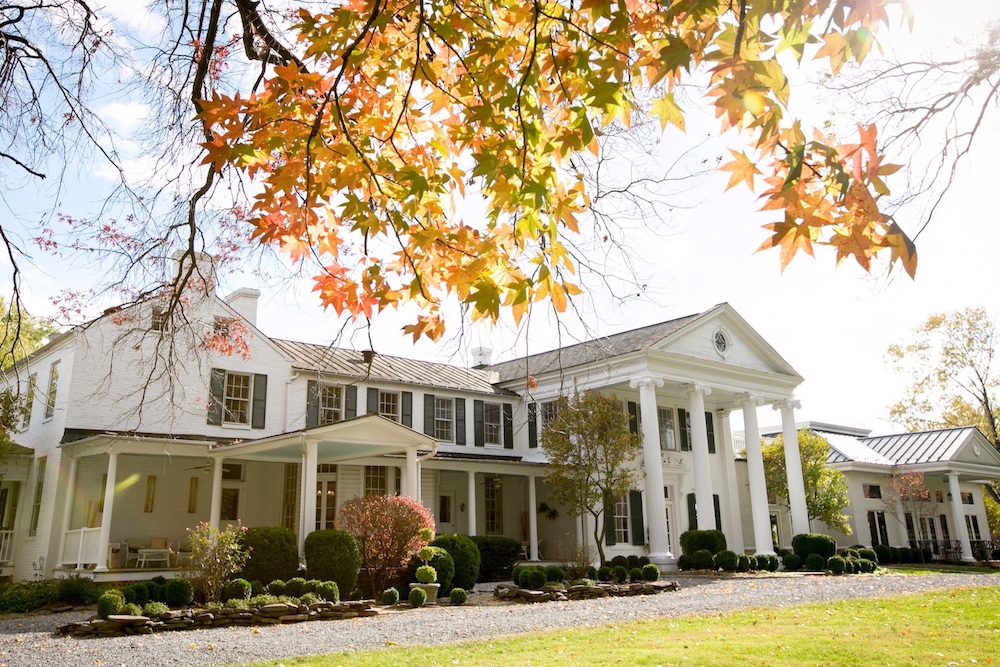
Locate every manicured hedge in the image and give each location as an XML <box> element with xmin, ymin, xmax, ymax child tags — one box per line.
<box><xmin>791</xmin><ymin>533</ymin><xmax>837</xmax><ymax>560</ymax></box>
<box><xmin>304</xmin><ymin>529</ymin><xmax>362</xmax><ymax>598</ymax></box>
<box><xmin>432</xmin><ymin>534</ymin><xmax>481</xmax><ymax>591</ymax></box>
<box><xmin>240</xmin><ymin>526</ymin><xmax>300</xmax><ymax>586</ymax></box>
<box><xmin>679</xmin><ymin>530</ymin><xmax>727</xmax><ymax>556</ymax></box>
<box><xmin>470</xmin><ymin>535</ymin><xmax>521</xmax><ymax>581</ymax></box>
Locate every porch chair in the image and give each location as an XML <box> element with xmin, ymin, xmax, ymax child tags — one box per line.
<box><xmin>107</xmin><ymin>542</ymin><xmax>122</xmax><ymax>569</ymax></box>
<box><xmin>120</xmin><ymin>540</ymin><xmax>140</xmax><ymax>568</ymax></box>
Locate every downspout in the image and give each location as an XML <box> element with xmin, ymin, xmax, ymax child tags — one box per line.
<box><xmin>285</xmin><ymin>372</ymin><xmax>300</xmax><ymax>432</ymax></box>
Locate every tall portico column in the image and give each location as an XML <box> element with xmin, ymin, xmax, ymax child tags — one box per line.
<box><xmin>527</xmin><ymin>475</ymin><xmax>539</xmax><ymax>561</ymax></box>
<box><xmin>631</xmin><ymin>376</ymin><xmax>671</xmax><ymax>562</ymax></box>
<box><xmin>683</xmin><ymin>383</ymin><xmax>715</xmax><ymax>531</ymax></box>
<box><xmin>58</xmin><ymin>456</ymin><xmax>79</xmax><ymax>569</ymax></box>
<box><xmin>774</xmin><ymin>399</ymin><xmax>809</xmax><ymax>537</ymax></box>
<box><xmin>405</xmin><ymin>448</ymin><xmax>419</xmax><ymax>501</ymax></box>
<box><xmin>467</xmin><ymin>471</ymin><xmax>477</xmax><ymax>536</ymax></box>
<box><xmin>738</xmin><ymin>393</ymin><xmax>774</xmax><ymax>555</ymax></box>
<box><xmin>94</xmin><ymin>453</ymin><xmax>116</xmax><ymax>572</ymax></box>
<box><xmin>947</xmin><ymin>473</ymin><xmax>975</xmax><ymax>561</ymax></box>
<box><xmin>209</xmin><ymin>456</ymin><xmax>224</xmax><ymax>529</ymax></box>
<box><xmin>302</xmin><ymin>439</ymin><xmax>318</xmax><ymax>543</ymax></box>
<box><xmin>717</xmin><ymin>410</ymin><xmax>746</xmax><ymax>554</ymax></box>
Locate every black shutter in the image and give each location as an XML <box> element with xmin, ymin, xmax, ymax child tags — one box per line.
<box><xmin>629</xmin><ymin>490</ymin><xmax>645</xmax><ymax>546</ymax></box>
<box><xmin>678</xmin><ymin>408</ymin><xmax>690</xmax><ymax>451</ymax></box>
<box><xmin>208</xmin><ymin>368</ymin><xmax>225</xmax><ymax>425</ymax></box>
<box><xmin>528</xmin><ymin>402</ymin><xmax>538</xmax><ymax>448</ymax></box>
<box><xmin>401</xmin><ymin>391</ymin><xmax>412</xmax><ymax>427</ymax></box>
<box><xmin>627</xmin><ymin>401</ymin><xmax>639</xmax><ymax>435</ymax></box>
<box><xmin>687</xmin><ymin>493</ymin><xmax>697</xmax><ymax>530</ymax></box>
<box><xmin>455</xmin><ymin>398</ymin><xmax>466</xmax><ymax>445</ymax></box>
<box><xmin>502</xmin><ymin>404</ymin><xmax>514</xmax><ymax>449</ymax></box>
<box><xmin>705</xmin><ymin>412</ymin><xmax>716</xmax><ymax>454</ymax></box>
<box><xmin>604</xmin><ymin>493</ymin><xmax>616</xmax><ymax>546</ymax></box>
<box><xmin>713</xmin><ymin>494</ymin><xmax>722</xmax><ymax>531</ymax></box>
<box><xmin>345</xmin><ymin>385</ymin><xmax>357</xmax><ymax>418</ymax></box>
<box><xmin>367</xmin><ymin>387</ymin><xmax>379</xmax><ymax>415</ymax></box>
<box><xmin>424</xmin><ymin>394</ymin><xmax>435</xmax><ymax>436</ymax></box>
<box><xmin>251</xmin><ymin>374</ymin><xmax>267</xmax><ymax>429</ymax></box>
<box><xmin>474</xmin><ymin>400</ymin><xmax>485</xmax><ymax>447</ymax></box>
<box><xmin>306</xmin><ymin>380</ymin><xmax>319</xmax><ymax>428</ymax></box>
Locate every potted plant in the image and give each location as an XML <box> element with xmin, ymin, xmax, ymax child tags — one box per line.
<box><xmin>409</xmin><ymin>546</ymin><xmax>440</xmax><ymax>605</ymax></box>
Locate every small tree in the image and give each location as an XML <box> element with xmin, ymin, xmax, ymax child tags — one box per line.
<box><xmin>336</xmin><ymin>494</ymin><xmax>435</xmax><ymax>596</ymax></box>
<box><xmin>883</xmin><ymin>467</ymin><xmax>935</xmax><ymax>562</ymax></box>
<box><xmin>185</xmin><ymin>521</ymin><xmax>250</xmax><ymax>603</ymax></box>
<box><xmin>762</xmin><ymin>429</ymin><xmax>851</xmax><ymax>535</ymax></box>
<box><xmin>541</xmin><ymin>392</ymin><xmax>639</xmax><ymax>566</ymax></box>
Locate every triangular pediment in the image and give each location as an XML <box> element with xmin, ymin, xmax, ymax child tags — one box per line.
<box><xmin>953</xmin><ymin>429</ymin><xmax>1000</xmax><ymax>468</ymax></box>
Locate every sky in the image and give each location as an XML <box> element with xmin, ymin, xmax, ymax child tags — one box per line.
<box><xmin>3</xmin><ymin>0</ymin><xmax>999</xmax><ymax>437</ymax></box>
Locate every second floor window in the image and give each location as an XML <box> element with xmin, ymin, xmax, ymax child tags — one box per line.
<box><xmin>540</xmin><ymin>400</ymin><xmax>559</xmax><ymax>428</ymax></box>
<box><xmin>224</xmin><ymin>372</ymin><xmax>252</xmax><ymax>425</ymax></box>
<box><xmin>483</xmin><ymin>403</ymin><xmax>502</xmax><ymax>445</ymax></box>
<box><xmin>863</xmin><ymin>484</ymin><xmax>882</xmax><ymax>499</ymax></box>
<box><xmin>658</xmin><ymin>407</ymin><xmax>676</xmax><ymax>451</ymax></box>
<box><xmin>319</xmin><ymin>384</ymin><xmax>343</xmax><ymax>425</ymax></box>
<box><xmin>44</xmin><ymin>360</ymin><xmax>59</xmax><ymax>419</ymax></box>
<box><xmin>434</xmin><ymin>397</ymin><xmax>454</xmax><ymax>441</ymax></box>
<box><xmin>379</xmin><ymin>391</ymin><xmax>400</xmax><ymax>422</ymax></box>
<box><xmin>208</xmin><ymin>368</ymin><xmax>267</xmax><ymax>428</ymax></box>
<box><xmin>22</xmin><ymin>373</ymin><xmax>36</xmax><ymax>430</ymax></box>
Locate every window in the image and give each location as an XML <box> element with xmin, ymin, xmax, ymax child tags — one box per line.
<box><xmin>613</xmin><ymin>494</ymin><xmax>630</xmax><ymax>544</ymax></box>
<box><xmin>438</xmin><ymin>494</ymin><xmax>452</xmax><ymax>524</ymax></box>
<box><xmin>188</xmin><ymin>477</ymin><xmax>199</xmax><ymax>514</ymax></box>
<box><xmin>935</xmin><ymin>490</ymin><xmax>944</xmax><ymax>503</ymax></box>
<box><xmin>224</xmin><ymin>372</ymin><xmax>252</xmax><ymax>425</ymax></box>
<box><xmin>434</xmin><ymin>397</ymin><xmax>454</xmax><ymax>441</ymax></box>
<box><xmin>220</xmin><ymin>488</ymin><xmax>240</xmax><ymax>521</ymax></box>
<box><xmin>927</xmin><ymin>516</ymin><xmax>939</xmax><ymax>553</ymax></box>
<box><xmin>657</xmin><ymin>407</ymin><xmax>676</xmax><ymax>450</ymax></box>
<box><xmin>221</xmin><ymin>462</ymin><xmax>244</xmax><ymax>481</ymax></box>
<box><xmin>213</xmin><ymin>316</ymin><xmax>233</xmax><ymax>337</ymax></box>
<box><xmin>364</xmin><ymin>465</ymin><xmax>388</xmax><ymax>496</ymax></box>
<box><xmin>485</xmin><ymin>476</ymin><xmax>503</xmax><ymax>534</ymax></box>
<box><xmin>379</xmin><ymin>391</ymin><xmax>400</xmax><ymax>422</ymax></box>
<box><xmin>867</xmin><ymin>510</ymin><xmax>889</xmax><ymax>546</ymax></box>
<box><xmin>44</xmin><ymin>360</ymin><xmax>59</xmax><ymax>419</ymax></box>
<box><xmin>483</xmin><ymin>403</ymin><xmax>502</xmax><ymax>446</ymax></box>
<box><xmin>770</xmin><ymin>513</ymin><xmax>780</xmax><ymax>549</ymax></box>
<box><xmin>961</xmin><ymin>492</ymin><xmax>974</xmax><ymax>505</ymax></box>
<box><xmin>151</xmin><ymin>306</ymin><xmax>169</xmax><ymax>332</ymax></box>
<box><xmin>939</xmin><ymin>514</ymin><xmax>950</xmax><ymax>541</ymax></box>
<box><xmin>966</xmin><ymin>515</ymin><xmax>982</xmax><ymax>541</ymax></box>
<box><xmin>316</xmin><ymin>477</ymin><xmax>336</xmax><ymax>531</ymax></box>
<box><xmin>281</xmin><ymin>463</ymin><xmax>300</xmax><ymax>530</ymax></box>
<box><xmin>319</xmin><ymin>384</ymin><xmax>343</xmax><ymax>425</ymax></box>
<box><xmin>663</xmin><ymin>486</ymin><xmax>673</xmax><ymax>552</ymax></box>
<box><xmin>21</xmin><ymin>373</ymin><xmax>36</xmax><ymax>430</ymax></box>
<box><xmin>28</xmin><ymin>457</ymin><xmax>46</xmax><ymax>536</ymax></box>
<box><xmin>863</xmin><ymin>484</ymin><xmax>882</xmax><ymax>499</ymax></box>
<box><xmin>904</xmin><ymin>513</ymin><xmax>916</xmax><ymax>543</ymax></box>
<box><xmin>540</xmin><ymin>401</ymin><xmax>559</xmax><ymax>428</ymax></box>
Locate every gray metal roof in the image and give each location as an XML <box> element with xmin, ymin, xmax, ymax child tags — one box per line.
<box><xmin>826</xmin><ymin>427</ymin><xmax>978</xmax><ymax>466</ymax></box>
<box><xmin>272</xmin><ymin>339</ymin><xmax>509</xmax><ymax>396</ymax></box>
<box><xmin>490</xmin><ymin>308</ymin><xmax>712</xmax><ymax>383</ymax></box>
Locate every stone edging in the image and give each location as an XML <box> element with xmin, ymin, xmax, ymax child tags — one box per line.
<box><xmin>495</xmin><ymin>580</ymin><xmax>678</xmax><ymax>603</ymax></box>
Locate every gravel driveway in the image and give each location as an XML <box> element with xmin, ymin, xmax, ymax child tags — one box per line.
<box><xmin>1</xmin><ymin>573</ymin><xmax>995</xmax><ymax>667</ymax></box>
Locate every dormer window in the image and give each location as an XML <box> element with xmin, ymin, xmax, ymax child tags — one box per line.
<box><xmin>152</xmin><ymin>307</ymin><xmax>169</xmax><ymax>332</ymax></box>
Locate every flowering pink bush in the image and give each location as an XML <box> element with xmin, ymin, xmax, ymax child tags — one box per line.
<box><xmin>336</xmin><ymin>495</ymin><xmax>435</xmax><ymax>596</ymax></box>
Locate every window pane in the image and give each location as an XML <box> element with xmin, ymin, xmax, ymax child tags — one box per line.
<box><xmin>434</xmin><ymin>397</ymin><xmax>453</xmax><ymax>441</ymax></box>
<box><xmin>484</xmin><ymin>403</ymin><xmax>502</xmax><ymax>445</ymax></box>
<box><xmin>319</xmin><ymin>385</ymin><xmax>343</xmax><ymax>425</ymax></box>
<box><xmin>364</xmin><ymin>465</ymin><xmax>388</xmax><ymax>496</ymax></box>
<box><xmin>614</xmin><ymin>494</ymin><xmax>630</xmax><ymax>544</ymax></box>
<box><xmin>379</xmin><ymin>392</ymin><xmax>399</xmax><ymax>422</ymax></box>
<box><xmin>657</xmin><ymin>407</ymin><xmax>676</xmax><ymax>450</ymax></box>
<box><xmin>224</xmin><ymin>372</ymin><xmax>251</xmax><ymax>424</ymax></box>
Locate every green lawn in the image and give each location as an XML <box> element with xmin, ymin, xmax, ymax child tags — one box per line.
<box><xmin>251</xmin><ymin>586</ymin><xmax>1000</xmax><ymax>667</ymax></box>
<box><xmin>883</xmin><ymin>563</ymin><xmax>1000</xmax><ymax>575</ymax></box>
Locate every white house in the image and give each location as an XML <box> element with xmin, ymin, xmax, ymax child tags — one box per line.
<box><xmin>6</xmin><ymin>273</ymin><xmax>984</xmax><ymax>582</ymax></box>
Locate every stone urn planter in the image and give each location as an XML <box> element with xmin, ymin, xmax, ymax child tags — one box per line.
<box><xmin>409</xmin><ymin>582</ymin><xmax>441</xmax><ymax>605</ymax></box>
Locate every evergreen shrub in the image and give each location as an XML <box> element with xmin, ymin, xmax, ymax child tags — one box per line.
<box><xmin>408</xmin><ymin>587</ymin><xmax>427</xmax><ymax>607</ymax></box>
<box><xmin>803</xmin><ymin>553</ymin><xmax>827</xmax><ymax>572</ymax></box>
<box><xmin>612</xmin><ymin>565</ymin><xmax>629</xmax><ymax>582</ymax></box>
<box><xmin>449</xmin><ymin>588</ymin><xmax>467</xmax><ymax>605</ymax></box>
<box><xmin>432</xmin><ymin>534</ymin><xmax>481</xmax><ymax>591</ymax></box>
<box><xmin>165</xmin><ymin>578</ymin><xmax>193</xmax><ymax>607</ymax></box>
<box><xmin>305</xmin><ymin>529</ymin><xmax>361</xmax><ymax>598</ymax></box>
<box><xmin>97</xmin><ymin>590</ymin><xmax>124</xmax><ymax>619</ymax></box>
<box><xmin>792</xmin><ymin>533</ymin><xmax>837</xmax><ymax>560</ymax></box>
<box><xmin>239</xmin><ymin>526</ymin><xmax>300</xmax><ymax>586</ymax></box>
<box><xmin>597</xmin><ymin>566</ymin><xmax>613</xmax><ymax>581</ymax></box>
<box><xmin>714</xmin><ymin>550</ymin><xmax>739</xmax><ymax>571</ymax></box>
<box><xmin>641</xmin><ymin>563</ymin><xmax>660</xmax><ymax>581</ymax></box>
<box><xmin>470</xmin><ymin>535</ymin><xmax>521</xmax><ymax>581</ymax></box>
<box><xmin>782</xmin><ymin>553</ymin><xmax>803</xmax><ymax>571</ymax></box>
<box><xmin>221</xmin><ymin>578</ymin><xmax>251</xmax><ymax>603</ymax></box>
<box><xmin>381</xmin><ymin>587</ymin><xmax>400</xmax><ymax>605</ymax></box>
<box><xmin>315</xmin><ymin>581</ymin><xmax>339</xmax><ymax>603</ymax></box>
<box><xmin>826</xmin><ymin>555</ymin><xmax>846</xmax><ymax>574</ymax></box>
<box><xmin>690</xmin><ymin>549</ymin><xmax>715</xmax><ymax>570</ymax></box>
<box><xmin>544</xmin><ymin>565</ymin><xmax>565</xmax><ymax>583</ymax></box>
<box><xmin>679</xmin><ymin>530</ymin><xmax>727</xmax><ymax>556</ymax></box>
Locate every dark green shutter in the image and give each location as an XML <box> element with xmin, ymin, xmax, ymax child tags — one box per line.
<box><xmin>367</xmin><ymin>387</ymin><xmax>379</xmax><ymax>415</ymax></box>
<box><xmin>705</xmin><ymin>412</ymin><xmax>716</xmax><ymax>454</ymax></box>
<box><xmin>528</xmin><ymin>402</ymin><xmax>538</xmax><ymax>448</ymax></box>
<box><xmin>251</xmin><ymin>374</ymin><xmax>267</xmax><ymax>429</ymax></box>
<box><xmin>345</xmin><ymin>386</ymin><xmax>357</xmax><ymax>418</ymax></box>
<box><xmin>713</xmin><ymin>494</ymin><xmax>722</xmax><ymax>531</ymax></box>
<box><xmin>401</xmin><ymin>391</ymin><xmax>412</xmax><ymax>427</ymax></box>
<box><xmin>604</xmin><ymin>493</ymin><xmax>616</xmax><ymax>546</ymax></box>
<box><xmin>455</xmin><ymin>398</ymin><xmax>466</xmax><ymax>445</ymax></box>
<box><xmin>627</xmin><ymin>401</ymin><xmax>639</xmax><ymax>435</ymax></box>
<box><xmin>678</xmin><ymin>408</ymin><xmax>690</xmax><ymax>451</ymax></box>
<box><xmin>207</xmin><ymin>368</ymin><xmax>225</xmax><ymax>425</ymax></box>
<box><xmin>502</xmin><ymin>404</ymin><xmax>514</xmax><ymax>449</ymax></box>
<box><xmin>687</xmin><ymin>493</ymin><xmax>697</xmax><ymax>530</ymax></box>
<box><xmin>306</xmin><ymin>380</ymin><xmax>319</xmax><ymax>428</ymax></box>
<box><xmin>473</xmin><ymin>400</ymin><xmax>485</xmax><ymax>446</ymax></box>
<box><xmin>424</xmin><ymin>394</ymin><xmax>435</xmax><ymax>436</ymax></box>
<box><xmin>629</xmin><ymin>490</ymin><xmax>645</xmax><ymax>546</ymax></box>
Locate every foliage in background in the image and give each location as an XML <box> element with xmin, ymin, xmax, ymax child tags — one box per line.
<box><xmin>541</xmin><ymin>392</ymin><xmax>638</xmax><ymax>565</ymax></box>
<box><xmin>469</xmin><ymin>535</ymin><xmax>521</xmax><ymax>582</ymax></box>
<box><xmin>185</xmin><ymin>521</ymin><xmax>250</xmax><ymax>603</ymax></box>
<box><xmin>239</xmin><ymin>526</ymin><xmax>300</xmax><ymax>586</ymax></box>
<box><xmin>761</xmin><ymin>429</ymin><xmax>851</xmax><ymax>534</ymax></box>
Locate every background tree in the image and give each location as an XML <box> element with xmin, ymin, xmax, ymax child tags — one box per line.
<box><xmin>541</xmin><ymin>392</ymin><xmax>639</xmax><ymax>566</ymax></box>
<box><xmin>761</xmin><ymin>429</ymin><xmax>852</xmax><ymax>535</ymax></box>
<box><xmin>883</xmin><ymin>468</ymin><xmax>934</xmax><ymax>562</ymax></box>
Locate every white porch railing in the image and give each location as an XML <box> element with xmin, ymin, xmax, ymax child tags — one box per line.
<box><xmin>0</xmin><ymin>529</ymin><xmax>13</xmax><ymax>564</ymax></box>
<box><xmin>60</xmin><ymin>527</ymin><xmax>103</xmax><ymax>568</ymax></box>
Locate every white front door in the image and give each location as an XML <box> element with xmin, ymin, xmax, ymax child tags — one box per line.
<box><xmin>437</xmin><ymin>492</ymin><xmax>456</xmax><ymax>534</ymax></box>
<box><xmin>315</xmin><ymin>473</ymin><xmax>337</xmax><ymax>531</ymax></box>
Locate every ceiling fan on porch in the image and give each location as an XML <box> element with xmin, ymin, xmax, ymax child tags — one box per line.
<box><xmin>185</xmin><ymin>459</ymin><xmax>236</xmax><ymax>475</ymax></box>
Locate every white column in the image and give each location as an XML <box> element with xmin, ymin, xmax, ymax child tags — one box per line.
<box><xmin>738</xmin><ymin>393</ymin><xmax>774</xmax><ymax>555</ymax></box>
<box><xmin>717</xmin><ymin>409</ymin><xmax>746</xmax><ymax>554</ymax></box>
<box><xmin>94</xmin><ymin>450</ymin><xmax>118</xmax><ymax>573</ymax></box>
<box><xmin>58</xmin><ymin>456</ymin><xmax>79</xmax><ymax>569</ymax></box>
<box><xmin>466</xmin><ymin>471</ymin><xmax>477</xmax><ymax>536</ymax></box>
<box><xmin>947</xmin><ymin>473</ymin><xmax>975</xmax><ymax>561</ymax></box>
<box><xmin>209</xmin><ymin>457</ymin><xmax>223</xmax><ymax>529</ymax></box>
<box><xmin>684</xmin><ymin>383</ymin><xmax>715</xmax><ymax>530</ymax></box>
<box><xmin>297</xmin><ymin>450</ymin><xmax>309</xmax><ymax>556</ymax></box>
<box><xmin>528</xmin><ymin>475</ymin><xmax>539</xmax><ymax>561</ymax></box>
<box><xmin>631</xmin><ymin>376</ymin><xmax>670</xmax><ymax>562</ymax></box>
<box><xmin>405</xmin><ymin>448</ymin><xmax>419</xmax><ymax>501</ymax></box>
<box><xmin>774</xmin><ymin>400</ymin><xmax>809</xmax><ymax>537</ymax></box>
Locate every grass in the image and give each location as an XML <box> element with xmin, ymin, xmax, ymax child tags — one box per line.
<box><xmin>884</xmin><ymin>563</ymin><xmax>1000</xmax><ymax>575</ymax></box>
<box><xmin>251</xmin><ymin>586</ymin><xmax>1000</xmax><ymax>667</ymax></box>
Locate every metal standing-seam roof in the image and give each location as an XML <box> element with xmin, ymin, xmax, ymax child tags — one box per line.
<box><xmin>826</xmin><ymin>427</ymin><xmax>977</xmax><ymax>466</ymax></box>
<box><xmin>272</xmin><ymin>339</ymin><xmax>511</xmax><ymax>396</ymax></box>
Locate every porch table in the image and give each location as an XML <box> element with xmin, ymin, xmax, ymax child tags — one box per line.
<box><xmin>136</xmin><ymin>548</ymin><xmax>171</xmax><ymax>568</ymax></box>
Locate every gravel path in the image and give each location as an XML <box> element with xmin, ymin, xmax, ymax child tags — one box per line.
<box><xmin>0</xmin><ymin>573</ymin><xmax>996</xmax><ymax>667</ymax></box>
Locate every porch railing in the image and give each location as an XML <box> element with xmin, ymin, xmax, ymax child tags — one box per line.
<box><xmin>971</xmin><ymin>539</ymin><xmax>1000</xmax><ymax>560</ymax></box>
<box><xmin>60</xmin><ymin>527</ymin><xmax>103</xmax><ymax>568</ymax></box>
<box><xmin>0</xmin><ymin>529</ymin><xmax>13</xmax><ymax>564</ymax></box>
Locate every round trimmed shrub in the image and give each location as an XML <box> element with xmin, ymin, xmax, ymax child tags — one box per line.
<box><xmin>57</xmin><ymin>575</ymin><xmax>101</xmax><ymax>604</ymax></box>
<box><xmin>898</xmin><ymin>547</ymin><xmax>913</xmax><ymax>564</ymax></box>
<box><xmin>641</xmin><ymin>563</ymin><xmax>660</xmax><ymax>581</ymax></box>
<box><xmin>123</xmin><ymin>582</ymin><xmax>148</xmax><ymax>606</ymax></box>
<box><xmin>714</xmin><ymin>550</ymin><xmax>739</xmax><ymax>572</ymax></box>
<box><xmin>638</xmin><ymin>556</ymin><xmax>651</xmax><ymax>566</ymax></box>
<box><xmin>736</xmin><ymin>554</ymin><xmax>751</xmax><ymax>572</ymax></box>
<box><xmin>610</xmin><ymin>555</ymin><xmax>629</xmax><ymax>569</ymax></box>
<box><xmin>629</xmin><ymin>567</ymin><xmax>644</xmax><ymax>582</ymax></box>
<box><xmin>676</xmin><ymin>554</ymin><xmax>692</xmax><ymax>571</ymax></box>
<box><xmin>470</xmin><ymin>535</ymin><xmax>521</xmax><ymax>581</ymax></box>
<box><xmin>826</xmin><ymin>555</ymin><xmax>846</xmax><ymax>574</ymax></box>
<box><xmin>511</xmin><ymin>564</ymin><xmax>525</xmax><ymax>586</ymax></box>
<box><xmin>302</xmin><ymin>579</ymin><xmax>321</xmax><ymax>595</ymax></box>
<box><xmin>381</xmin><ymin>587</ymin><xmax>399</xmax><ymax>605</ymax></box>
<box><xmin>804</xmin><ymin>553</ymin><xmax>827</xmax><ymax>572</ymax></box>
<box><xmin>267</xmin><ymin>579</ymin><xmax>286</xmax><ymax>596</ymax></box>
<box><xmin>839</xmin><ymin>548</ymin><xmax>860</xmax><ymax>560</ymax></box>
<box><xmin>315</xmin><ymin>581</ymin><xmax>340</xmax><ymax>603</ymax></box>
<box><xmin>680</xmin><ymin>530</ymin><xmax>727</xmax><ymax>556</ymax></box>
<box><xmin>760</xmin><ymin>554</ymin><xmax>780</xmax><ymax>572</ymax></box>
<box><xmin>782</xmin><ymin>553</ymin><xmax>803</xmax><ymax>571</ymax></box>
<box><xmin>432</xmin><ymin>534</ymin><xmax>481</xmax><ymax>591</ymax></box>
<box><xmin>122</xmin><ymin>602</ymin><xmax>142</xmax><ymax>616</ymax></box>
<box><xmin>586</xmin><ymin>566</ymin><xmax>598</xmax><ymax>579</ymax></box>
<box><xmin>304</xmin><ymin>529</ymin><xmax>361</xmax><ymax>599</ymax></box>
<box><xmin>222</xmin><ymin>578</ymin><xmax>251</xmax><ymax>603</ymax></box>
<box><xmin>612</xmin><ymin>565</ymin><xmax>629</xmax><ymax>582</ymax></box>
<box><xmin>449</xmin><ymin>587</ymin><xmax>467</xmax><ymax>605</ymax></box>
<box><xmin>544</xmin><ymin>565</ymin><xmax>565</xmax><ymax>583</ymax></box>
<box><xmin>889</xmin><ymin>547</ymin><xmax>901</xmax><ymax>564</ymax></box>
<box><xmin>300</xmin><ymin>592</ymin><xmax>320</xmax><ymax>605</ymax></box>
<box><xmin>746</xmin><ymin>555</ymin><xmax>759</xmax><ymax>571</ymax></box>
<box><xmin>240</xmin><ymin>526</ymin><xmax>300</xmax><ymax>586</ymax></box>
<box><xmin>873</xmin><ymin>544</ymin><xmax>891</xmax><ymax>564</ymax></box>
<box><xmin>858</xmin><ymin>548</ymin><xmax>878</xmax><ymax>563</ymax></box>
<box><xmin>97</xmin><ymin>590</ymin><xmax>124</xmax><ymax>619</ymax></box>
<box><xmin>844</xmin><ymin>560</ymin><xmax>856</xmax><ymax>574</ymax></box>
<box><xmin>408</xmin><ymin>587</ymin><xmax>427</xmax><ymax>607</ymax></box>
<box><xmin>165</xmin><ymin>578</ymin><xmax>193</xmax><ymax>607</ymax></box>
<box><xmin>416</xmin><ymin>565</ymin><xmax>437</xmax><ymax>584</ymax></box>
<box><xmin>597</xmin><ymin>566</ymin><xmax>613</xmax><ymax>581</ymax></box>
<box><xmin>626</xmin><ymin>555</ymin><xmax>641</xmax><ymax>570</ymax></box>
<box><xmin>857</xmin><ymin>558</ymin><xmax>875</xmax><ymax>573</ymax></box>
<box><xmin>407</xmin><ymin>546</ymin><xmax>454</xmax><ymax>593</ymax></box>
<box><xmin>143</xmin><ymin>601</ymin><xmax>169</xmax><ymax>617</ymax></box>
<box><xmin>521</xmin><ymin>566</ymin><xmax>546</xmax><ymax>589</ymax></box>
<box><xmin>691</xmin><ymin>549</ymin><xmax>715</xmax><ymax>570</ymax></box>
<box><xmin>285</xmin><ymin>577</ymin><xmax>307</xmax><ymax>597</ymax></box>
<box><xmin>792</xmin><ymin>533</ymin><xmax>837</xmax><ymax>560</ymax></box>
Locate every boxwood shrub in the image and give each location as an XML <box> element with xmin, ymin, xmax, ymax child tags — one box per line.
<box><xmin>240</xmin><ymin>526</ymin><xmax>300</xmax><ymax>586</ymax></box>
<box><xmin>826</xmin><ymin>555</ymin><xmax>846</xmax><ymax>574</ymax></box>
<box><xmin>858</xmin><ymin>547</ymin><xmax>879</xmax><ymax>563</ymax></box>
<box><xmin>612</xmin><ymin>565</ymin><xmax>628</xmax><ymax>582</ymax></box>
<box><xmin>544</xmin><ymin>565</ymin><xmax>565</xmax><ymax>583</ymax></box>
<box><xmin>597</xmin><ymin>565</ymin><xmax>613</xmax><ymax>581</ymax></box>
<box><xmin>285</xmin><ymin>577</ymin><xmax>306</xmax><ymax>597</ymax></box>
<box><xmin>736</xmin><ymin>554</ymin><xmax>751</xmax><ymax>572</ymax></box>
<box><xmin>470</xmin><ymin>535</ymin><xmax>521</xmax><ymax>581</ymax></box>
<box><xmin>407</xmin><ymin>547</ymin><xmax>454</xmax><ymax>593</ymax></box>
<box><xmin>714</xmin><ymin>550</ymin><xmax>739</xmax><ymax>571</ymax></box>
<box><xmin>381</xmin><ymin>587</ymin><xmax>399</xmax><ymax>605</ymax></box>
<box><xmin>803</xmin><ymin>553</ymin><xmax>827</xmax><ymax>572</ymax></box>
<box><xmin>782</xmin><ymin>553</ymin><xmax>803</xmax><ymax>571</ymax></box>
<box><xmin>641</xmin><ymin>563</ymin><xmax>660</xmax><ymax>581</ymax></box>
<box><xmin>97</xmin><ymin>590</ymin><xmax>124</xmax><ymax>619</ymax></box>
<box><xmin>304</xmin><ymin>529</ymin><xmax>361</xmax><ymax>599</ymax></box>
<box><xmin>432</xmin><ymin>534</ymin><xmax>481</xmax><ymax>591</ymax></box>
<box><xmin>221</xmin><ymin>578</ymin><xmax>251</xmax><ymax>602</ymax></box>
<box><xmin>792</xmin><ymin>533</ymin><xmax>837</xmax><ymax>560</ymax></box>
<box><xmin>408</xmin><ymin>586</ymin><xmax>427</xmax><ymax>607</ymax></box>
<box><xmin>165</xmin><ymin>578</ymin><xmax>193</xmax><ymax>607</ymax></box>
<box><xmin>690</xmin><ymin>549</ymin><xmax>715</xmax><ymax>570</ymax></box>
<box><xmin>449</xmin><ymin>587</ymin><xmax>467</xmax><ymax>605</ymax></box>
<box><xmin>520</xmin><ymin>566</ymin><xmax>546</xmax><ymax>589</ymax></box>
<box><xmin>315</xmin><ymin>581</ymin><xmax>339</xmax><ymax>603</ymax></box>
<box><xmin>680</xmin><ymin>530</ymin><xmax>727</xmax><ymax>556</ymax></box>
